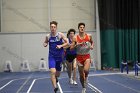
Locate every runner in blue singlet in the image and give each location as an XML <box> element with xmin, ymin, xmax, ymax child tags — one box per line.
<box><xmin>43</xmin><ymin>21</ymin><xmax>68</xmax><ymax>93</ymax></box>
<box><xmin>48</xmin><ymin>32</ymin><xmax>64</xmax><ymax>71</ymax></box>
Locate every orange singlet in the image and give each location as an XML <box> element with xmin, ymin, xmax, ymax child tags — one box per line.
<box><xmin>76</xmin><ymin>33</ymin><xmax>91</xmax><ymax>66</ymax></box>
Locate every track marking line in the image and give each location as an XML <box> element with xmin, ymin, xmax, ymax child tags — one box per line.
<box><xmin>89</xmin><ymin>72</ymin><xmax>125</xmax><ymax>77</ymax></box>
<box><xmin>87</xmin><ymin>83</ymin><xmax>103</xmax><ymax>93</ymax></box>
<box><xmin>27</xmin><ymin>79</ymin><xmax>36</xmax><ymax>93</ymax></box>
<box><xmin>0</xmin><ymin>76</ymin><xmax>33</xmax><ymax>92</ymax></box>
<box><xmin>102</xmin><ymin>77</ymin><xmax>140</xmax><ymax>93</ymax></box>
<box><xmin>16</xmin><ymin>73</ymin><xmax>34</xmax><ymax>93</ymax></box>
<box><xmin>0</xmin><ymin>80</ymin><xmax>14</xmax><ymax>91</ymax></box>
<box><xmin>34</xmin><ymin>77</ymin><xmax>64</xmax><ymax>93</ymax></box>
<box><xmin>57</xmin><ymin>81</ymin><xmax>63</xmax><ymax>93</ymax></box>
<box><xmin>34</xmin><ymin>76</ymin><xmax>50</xmax><ymax>80</ymax></box>
<box><xmin>87</xmin><ymin>84</ymin><xmax>97</xmax><ymax>93</ymax></box>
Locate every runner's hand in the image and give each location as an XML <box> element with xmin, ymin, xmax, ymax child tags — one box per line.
<box><xmin>43</xmin><ymin>43</ymin><xmax>48</xmax><ymax>47</ymax></box>
<box><xmin>56</xmin><ymin>45</ymin><xmax>62</xmax><ymax>49</ymax></box>
<box><xmin>90</xmin><ymin>45</ymin><xmax>93</xmax><ymax>50</ymax></box>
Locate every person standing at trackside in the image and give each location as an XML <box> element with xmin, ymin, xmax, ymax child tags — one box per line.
<box><xmin>65</xmin><ymin>29</ymin><xmax>77</xmax><ymax>85</ymax></box>
<box><xmin>70</xmin><ymin>22</ymin><xmax>94</xmax><ymax>93</ymax></box>
<box><xmin>43</xmin><ymin>21</ymin><xmax>68</xmax><ymax>93</ymax></box>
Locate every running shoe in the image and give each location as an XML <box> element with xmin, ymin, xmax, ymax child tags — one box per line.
<box><xmin>73</xmin><ymin>80</ymin><xmax>78</xmax><ymax>85</ymax></box>
<box><xmin>81</xmin><ymin>88</ymin><xmax>86</xmax><ymax>93</ymax></box>
<box><xmin>69</xmin><ymin>78</ymin><xmax>73</xmax><ymax>84</ymax></box>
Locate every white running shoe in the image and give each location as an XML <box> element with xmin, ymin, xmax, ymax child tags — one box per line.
<box><xmin>81</xmin><ymin>88</ymin><xmax>86</xmax><ymax>93</ymax></box>
<box><xmin>73</xmin><ymin>80</ymin><xmax>77</xmax><ymax>85</ymax></box>
<box><xmin>69</xmin><ymin>78</ymin><xmax>73</xmax><ymax>84</ymax></box>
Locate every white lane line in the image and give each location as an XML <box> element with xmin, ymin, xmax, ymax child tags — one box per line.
<box><xmin>35</xmin><ymin>77</ymin><xmax>63</xmax><ymax>93</ymax></box>
<box><xmin>102</xmin><ymin>77</ymin><xmax>140</xmax><ymax>93</ymax></box>
<box><xmin>27</xmin><ymin>79</ymin><xmax>36</xmax><ymax>93</ymax></box>
<box><xmin>0</xmin><ymin>80</ymin><xmax>14</xmax><ymax>90</ymax></box>
<box><xmin>87</xmin><ymin>84</ymin><xmax>97</xmax><ymax>93</ymax></box>
<box><xmin>87</xmin><ymin>83</ymin><xmax>103</xmax><ymax>93</ymax></box>
<box><xmin>16</xmin><ymin>73</ymin><xmax>34</xmax><ymax>93</ymax></box>
<box><xmin>34</xmin><ymin>76</ymin><xmax>50</xmax><ymax>80</ymax></box>
<box><xmin>57</xmin><ymin>81</ymin><xmax>63</xmax><ymax>93</ymax></box>
<box><xmin>0</xmin><ymin>74</ymin><xmax>34</xmax><ymax>92</ymax></box>
<box><xmin>16</xmin><ymin>78</ymin><xmax>29</xmax><ymax>93</ymax></box>
<box><xmin>89</xmin><ymin>72</ymin><xmax>125</xmax><ymax>77</ymax></box>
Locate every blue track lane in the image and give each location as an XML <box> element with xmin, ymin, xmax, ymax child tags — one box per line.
<box><xmin>0</xmin><ymin>71</ymin><xmax>140</xmax><ymax>93</ymax></box>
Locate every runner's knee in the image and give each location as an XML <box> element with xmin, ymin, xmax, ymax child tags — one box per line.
<box><xmin>50</xmin><ymin>72</ymin><xmax>56</xmax><ymax>78</ymax></box>
<box><xmin>84</xmin><ymin>70</ymin><xmax>89</xmax><ymax>77</ymax></box>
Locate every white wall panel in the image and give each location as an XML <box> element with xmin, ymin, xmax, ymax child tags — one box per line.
<box><xmin>1</xmin><ymin>0</ymin><xmax>95</xmax><ymax>33</ymax></box>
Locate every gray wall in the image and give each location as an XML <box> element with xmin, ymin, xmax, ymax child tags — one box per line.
<box><xmin>0</xmin><ymin>0</ymin><xmax>98</xmax><ymax>72</ymax></box>
<box><xmin>1</xmin><ymin>0</ymin><xmax>95</xmax><ymax>33</ymax></box>
<box><xmin>0</xmin><ymin>33</ymin><xmax>48</xmax><ymax>72</ymax></box>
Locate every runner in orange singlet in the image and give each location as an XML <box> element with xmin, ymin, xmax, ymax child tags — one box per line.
<box><xmin>70</xmin><ymin>22</ymin><xmax>94</xmax><ymax>93</ymax></box>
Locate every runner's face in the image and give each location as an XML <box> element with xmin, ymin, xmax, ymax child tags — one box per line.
<box><xmin>50</xmin><ymin>24</ymin><xmax>57</xmax><ymax>33</ymax></box>
<box><xmin>79</xmin><ymin>25</ymin><xmax>85</xmax><ymax>33</ymax></box>
<box><xmin>69</xmin><ymin>32</ymin><xmax>75</xmax><ymax>38</ymax></box>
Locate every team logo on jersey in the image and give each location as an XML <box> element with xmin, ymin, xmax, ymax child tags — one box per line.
<box><xmin>49</xmin><ymin>36</ymin><xmax>60</xmax><ymax>42</ymax></box>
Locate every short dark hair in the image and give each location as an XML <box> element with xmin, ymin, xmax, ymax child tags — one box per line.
<box><xmin>50</xmin><ymin>21</ymin><xmax>58</xmax><ymax>26</ymax></box>
<box><xmin>78</xmin><ymin>22</ymin><xmax>85</xmax><ymax>28</ymax></box>
<box><xmin>67</xmin><ymin>28</ymin><xmax>76</xmax><ymax>38</ymax></box>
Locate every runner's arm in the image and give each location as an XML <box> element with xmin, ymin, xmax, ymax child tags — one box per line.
<box><xmin>56</xmin><ymin>32</ymin><xmax>68</xmax><ymax>49</ymax></box>
<box><xmin>43</xmin><ymin>36</ymin><xmax>48</xmax><ymax>47</ymax></box>
<box><xmin>63</xmin><ymin>38</ymin><xmax>70</xmax><ymax>49</ymax></box>
<box><xmin>89</xmin><ymin>35</ymin><xmax>94</xmax><ymax>50</ymax></box>
<box><xmin>70</xmin><ymin>36</ymin><xmax>76</xmax><ymax>50</ymax></box>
